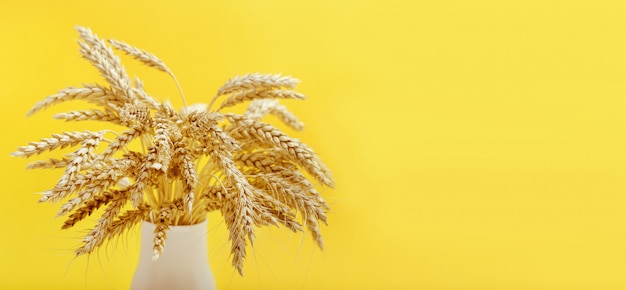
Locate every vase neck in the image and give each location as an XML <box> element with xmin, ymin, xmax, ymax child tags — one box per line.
<box><xmin>138</xmin><ymin>220</ymin><xmax>209</xmax><ymax>265</ymax></box>
<box><xmin>132</xmin><ymin>220</ymin><xmax>216</xmax><ymax>290</ymax></box>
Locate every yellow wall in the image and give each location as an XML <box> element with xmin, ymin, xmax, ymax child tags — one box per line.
<box><xmin>2</xmin><ymin>1</ymin><xmax>626</xmax><ymax>289</ymax></box>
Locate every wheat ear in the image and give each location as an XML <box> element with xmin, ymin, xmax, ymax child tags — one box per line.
<box><xmin>216</xmin><ymin>73</ymin><xmax>299</xmax><ymax>96</ymax></box>
<box><xmin>218</xmin><ymin>89</ymin><xmax>305</xmax><ymax>110</ymax></box>
<box><xmin>26</xmin><ymin>157</ymin><xmax>72</xmax><ymax>170</ymax></box>
<box><xmin>11</xmin><ymin>131</ymin><xmax>105</xmax><ymax>158</ymax></box>
<box><xmin>245</xmin><ymin>99</ymin><xmax>304</xmax><ymax>131</ymax></box>
<box><xmin>107</xmin><ymin>38</ymin><xmax>187</xmax><ymax>107</ymax></box>
<box><xmin>76</xmin><ymin>26</ymin><xmax>132</xmax><ymax>101</ymax></box>
<box><xmin>225</xmin><ymin>114</ymin><xmax>334</xmax><ymax>188</ymax></box>
<box><xmin>53</xmin><ymin>109</ymin><xmax>126</xmax><ymax>126</ymax></box>
<box><xmin>62</xmin><ymin>189</ymin><xmax>129</xmax><ymax>229</ymax></box>
<box><xmin>209</xmin><ymin>73</ymin><xmax>299</xmax><ymax>110</ymax></box>
<box><xmin>108</xmin><ymin>39</ymin><xmax>172</xmax><ymax>74</ymax></box>
<box><xmin>27</xmin><ymin>86</ymin><xmax>117</xmax><ymax>116</ymax></box>
<box><xmin>75</xmin><ymin>188</ymin><xmax>131</xmax><ymax>256</ymax></box>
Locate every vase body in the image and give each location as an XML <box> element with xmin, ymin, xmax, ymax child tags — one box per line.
<box><xmin>131</xmin><ymin>220</ymin><xmax>216</xmax><ymax>290</ymax></box>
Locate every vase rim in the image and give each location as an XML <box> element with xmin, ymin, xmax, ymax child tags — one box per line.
<box><xmin>141</xmin><ymin>219</ymin><xmax>208</xmax><ymax>232</ymax></box>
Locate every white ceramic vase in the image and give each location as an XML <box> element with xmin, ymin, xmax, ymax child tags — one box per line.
<box><xmin>131</xmin><ymin>220</ymin><xmax>216</xmax><ymax>290</ymax></box>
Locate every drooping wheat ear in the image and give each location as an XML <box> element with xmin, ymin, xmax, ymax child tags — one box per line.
<box><xmin>178</xmin><ymin>149</ymin><xmax>198</xmax><ymax>212</ymax></box>
<box><xmin>151</xmin><ymin>200</ymin><xmax>186</xmax><ymax>260</ymax></box>
<box><xmin>77</xmin><ymin>204</ymin><xmax>151</xmax><ymax>256</ymax></box>
<box><xmin>225</xmin><ymin>114</ymin><xmax>334</xmax><ymax>188</ymax></box>
<box><xmin>108</xmin><ymin>39</ymin><xmax>172</xmax><ymax>75</ymax></box>
<box><xmin>306</xmin><ymin>214</ymin><xmax>324</xmax><ymax>249</ymax></box>
<box><xmin>253</xmin><ymin>171</ymin><xmax>327</xmax><ymax>249</ymax></box>
<box><xmin>62</xmin><ymin>189</ymin><xmax>129</xmax><ymax>229</ymax></box>
<box><xmin>245</xmin><ymin>99</ymin><xmax>304</xmax><ymax>131</ymax></box>
<box><xmin>245</xmin><ymin>183</ymin><xmax>301</xmax><ymax>230</ymax></box>
<box><xmin>106</xmin><ymin>204</ymin><xmax>151</xmax><ymax>241</ymax></box>
<box><xmin>129</xmin><ymin>148</ymin><xmax>159</xmax><ymax>208</ymax></box>
<box><xmin>250</xmin><ymin>186</ymin><xmax>304</xmax><ymax>233</ymax></box>
<box><xmin>11</xmin><ymin>130</ymin><xmax>105</xmax><ymax>158</ymax></box>
<box><xmin>36</xmin><ymin>135</ymin><xmax>106</xmax><ymax>206</ymax></box>
<box><xmin>218</xmin><ymin>89</ymin><xmax>305</xmax><ymax>110</ymax></box>
<box><xmin>285</xmin><ymin>169</ymin><xmax>331</xmax><ymax>214</ymax></box>
<box><xmin>280</xmin><ymin>170</ymin><xmax>330</xmax><ymax>224</ymax></box>
<box><xmin>75</xmin><ymin>187</ymin><xmax>131</xmax><ymax>256</ymax></box>
<box><xmin>205</xmin><ymin>125</ymin><xmax>257</xmax><ymax>275</ymax></box>
<box><xmin>284</xmin><ymin>170</ymin><xmax>329</xmax><ymax>248</ymax></box>
<box><xmin>221</xmin><ymin>190</ymin><xmax>255</xmax><ymax>276</ymax></box>
<box><xmin>224</xmin><ymin>190</ymin><xmax>256</xmax><ymax>275</ymax></box>
<box><xmin>153</xmin><ymin>221</ymin><xmax>169</xmax><ymax>261</ymax></box>
<box><xmin>152</xmin><ymin>112</ymin><xmax>173</xmax><ymax>172</ymax></box>
<box><xmin>244</xmin><ymin>99</ymin><xmax>276</xmax><ymax>120</ymax></box>
<box><xmin>52</xmin><ymin>133</ymin><xmax>104</xmax><ymax>201</ymax></box>
<box><xmin>39</xmin><ymin>154</ymin><xmax>136</xmax><ymax>205</ymax></box>
<box><xmin>27</xmin><ymin>85</ymin><xmax>119</xmax><ymax>116</ymax></box>
<box><xmin>269</xmin><ymin>102</ymin><xmax>305</xmax><ymax>131</ymax></box>
<box><xmin>76</xmin><ymin>26</ymin><xmax>132</xmax><ymax>101</ymax></box>
<box><xmin>267</xmin><ymin>207</ymin><xmax>303</xmax><ymax>232</ymax></box>
<box><xmin>55</xmin><ymin>158</ymin><xmax>134</xmax><ymax>216</ymax></box>
<box><xmin>53</xmin><ymin>109</ymin><xmax>127</xmax><ymax>126</ymax></box>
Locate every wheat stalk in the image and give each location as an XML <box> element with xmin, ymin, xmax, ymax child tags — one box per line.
<box><xmin>11</xmin><ymin>26</ymin><xmax>333</xmax><ymax>276</ymax></box>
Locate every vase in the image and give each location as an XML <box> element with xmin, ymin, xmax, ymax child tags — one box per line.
<box><xmin>131</xmin><ymin>220</ymin><xmax>217</xmax><ymax>290</ymax></box>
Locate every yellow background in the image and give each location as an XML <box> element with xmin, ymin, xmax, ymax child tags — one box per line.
<box><xmin>1</xmin><ymin>0</ymin><xmax>626</xmax><ymax>289</ymax></box>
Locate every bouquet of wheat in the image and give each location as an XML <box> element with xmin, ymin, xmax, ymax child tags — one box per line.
<box><xmin>11</xmin><ymin>26</ymin><xmax>333</xmax><ymax>276</ymax></box>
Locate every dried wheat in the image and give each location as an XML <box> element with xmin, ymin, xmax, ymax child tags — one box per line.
<box><xmin>216</xmin><ymin>73</ymin><xmax>299</xmax><ymax>96</ymax></box>
<box><xmin>62</xmin><ymin>189</ymin><xmax>129</xmax><ymax>229</ymax></box>
<box><xmin>27</xmin><ymin>86</ymin><xmax>118</xmax><ymax>116</ymax></box>
<box><xmin>76</xmin><ymin>26</ymin><xmax>132</xmax><ymax>100</ymax></box>
<box><xmin>13</xmin><ymin>26</ymin><xmax>332</xmax><ymax>277</ymax></box>
<box><xmin>11</xmin><ymin>131</ymin><xmax>105</xmax><ymax>158</ymax></box>
<box><xmin>26</xmin><ymin>157</ymin><xmax>72</xmax><ymax>170</ymax></box>
<box><xmin>76</xmin><ymin>188</ymin><xmax>130</xmax><ymax>256</ymax></box>
<box><xmin>100</xmin><ymin>125</ymin><xmax>145</xmax><ymax>160</ymax></box>
<box><xmin>219</xmin><ymin>89</ymin><xmax>305</xmax><ymax>110</ymax></box>
<box><xmin>226</xmin><ymin>114</ymin><xmax>334</xmax><ymax>187</ymax></box>
<box><xmin>108</xmin><ymin>39</ymin><xmax>172</xmax><ymax>74</ymax></box>
<box><xmin>269</xmin><ymin>102</ymin><xmax>304</xmax><ymax>131</ymax></box>
<box><xmin>53</xmin><ymin>109</ymin><xmax>126</xmax><ymax>126</ymax></box>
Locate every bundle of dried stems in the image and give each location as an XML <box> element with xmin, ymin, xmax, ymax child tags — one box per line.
<box><xmin>11</xmin><ymin>26</ymin><xmax>333</xmax><ymax>275</ymax></box>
